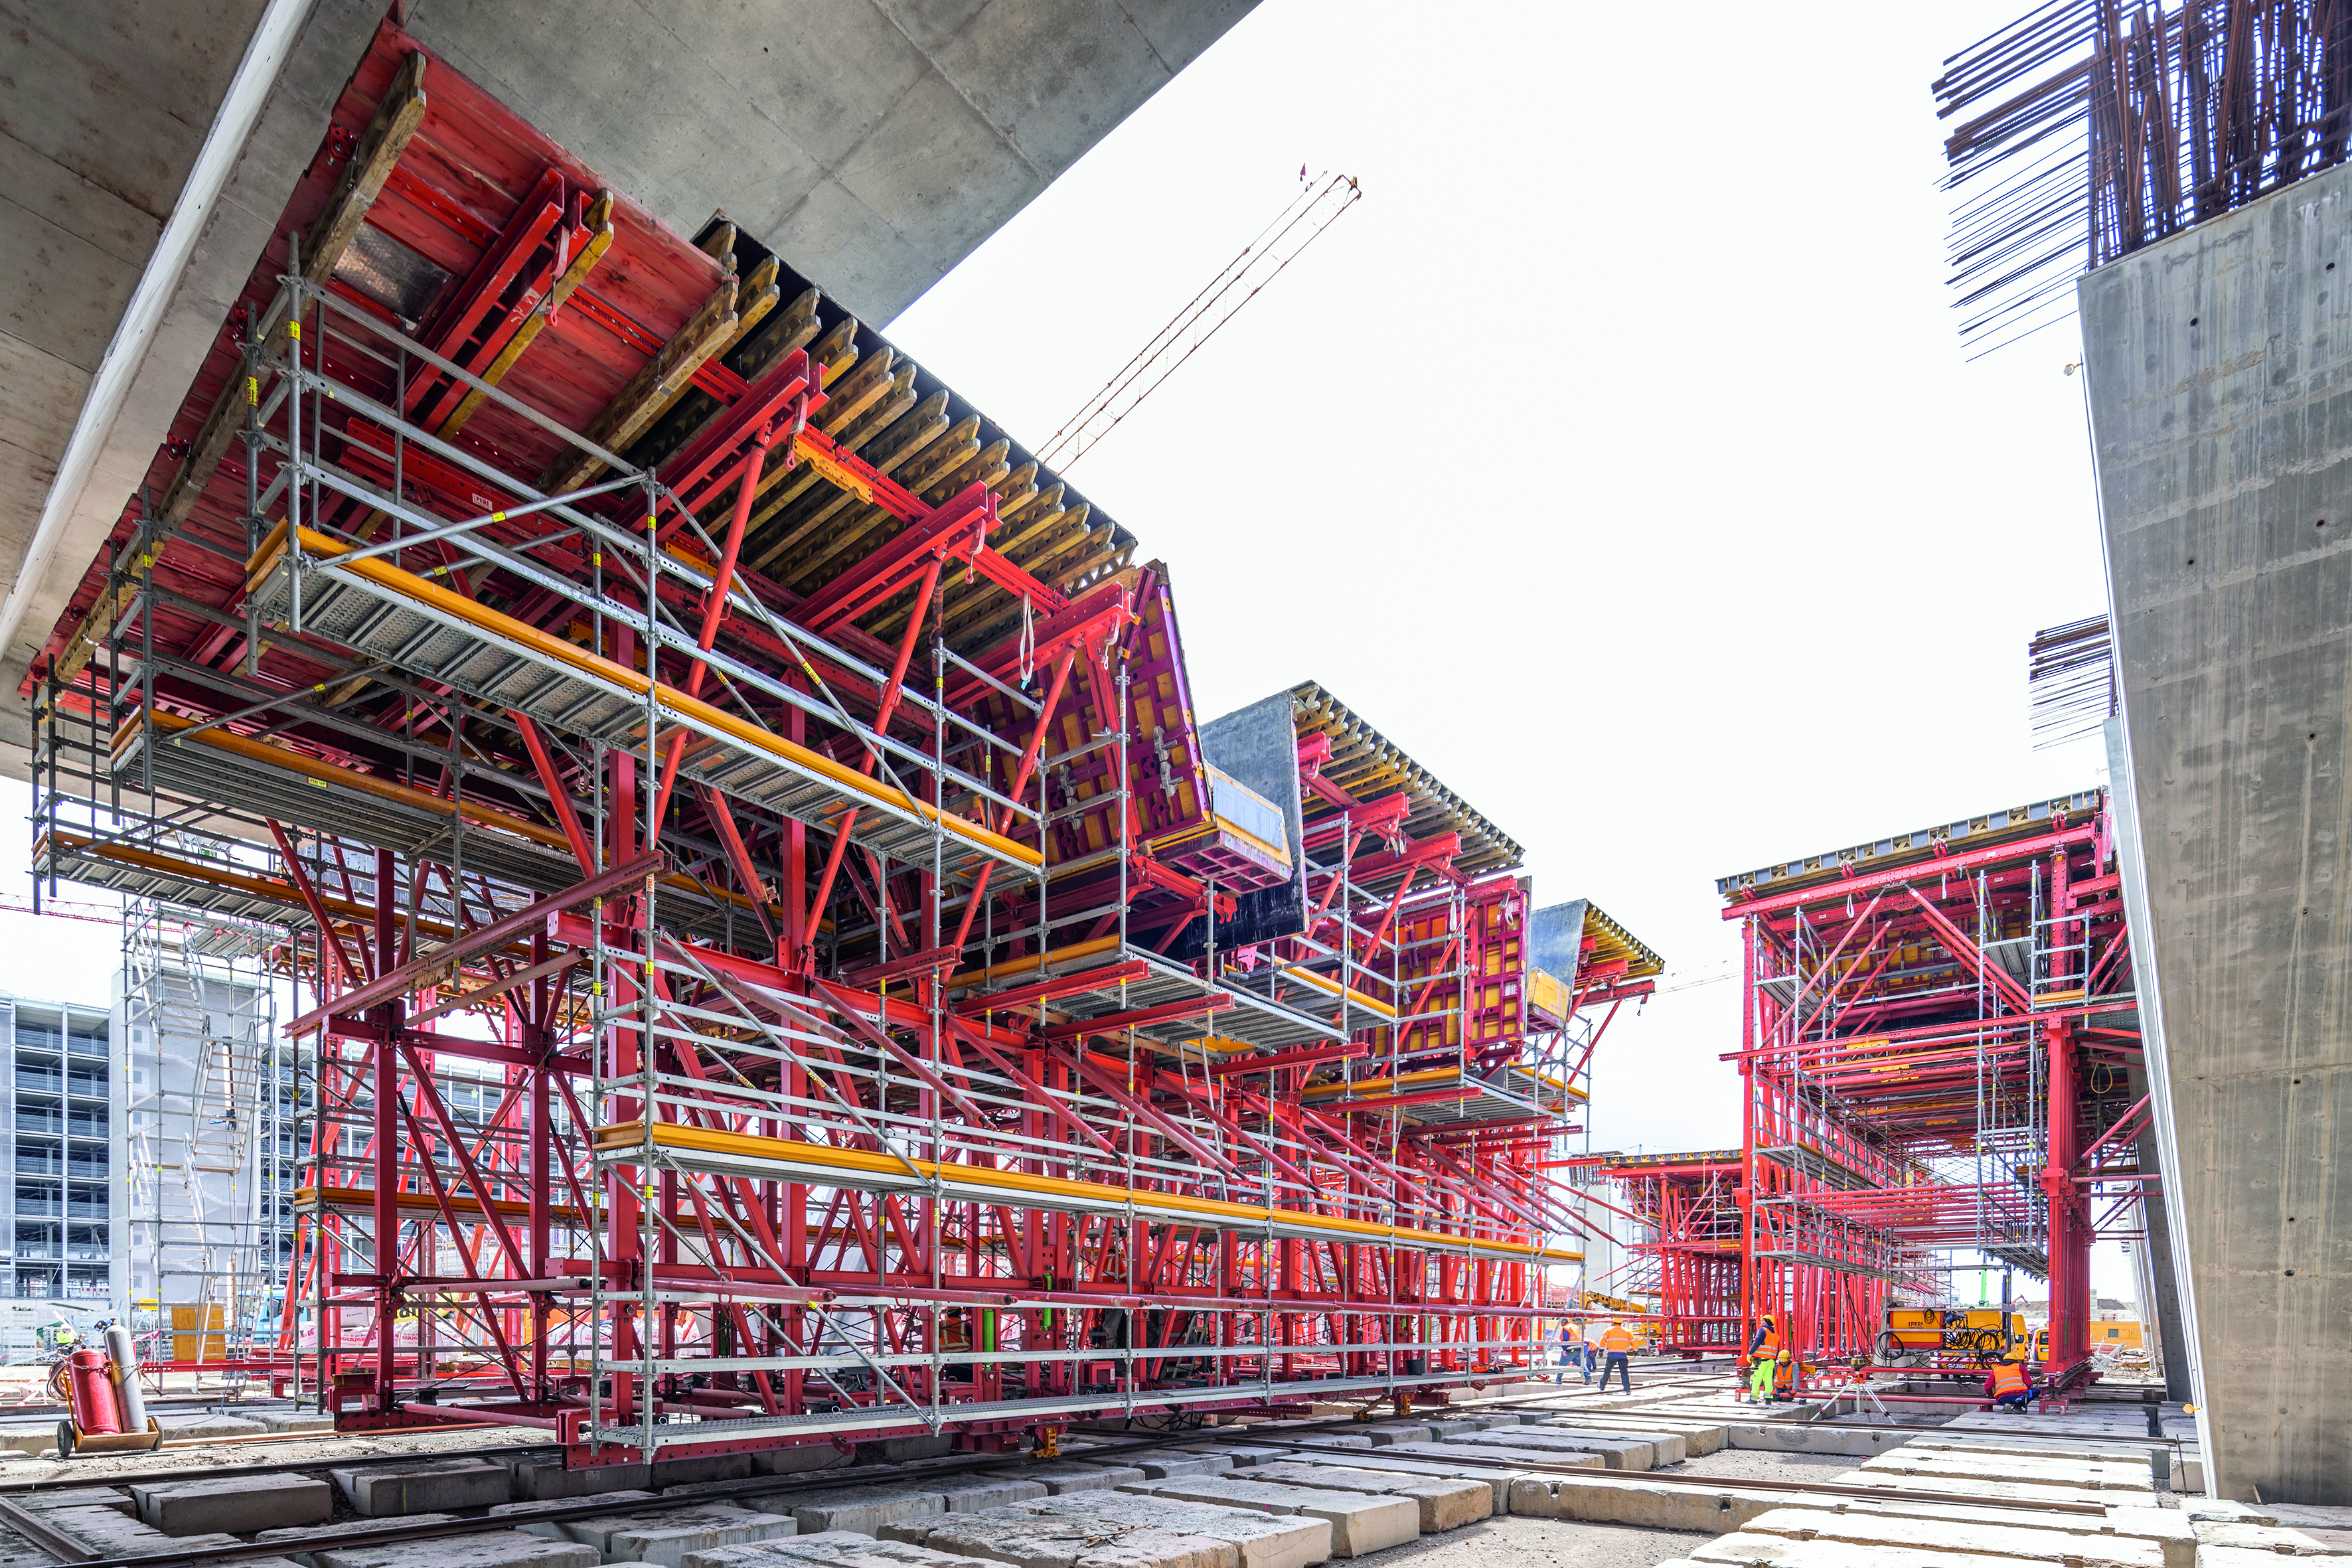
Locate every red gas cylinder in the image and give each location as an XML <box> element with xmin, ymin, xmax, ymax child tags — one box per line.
<box><xmin>66</xmin><ymin>1348</ymin><xmax>121</xmax><ymax>1435</ymax></box>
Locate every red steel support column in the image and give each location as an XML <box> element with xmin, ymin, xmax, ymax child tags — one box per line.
<box><xmin>1738</xmin><ymin>913</ymin><xmax>1763</xmax><ymax>1354</ymax></box>
<box><xmin>372</xmin><ymin>846</ymin><xmax>400</xmax><ymax>1412</ymax></box>
<box><xmin>528</xmin><ymin>926</ymin><xmax>552</xmax><ymax>1398</ymax></box>
<box><xmin>2043</xmin><ymin>1015</ymin><xmax>2091</xmax><ymax>1374</ymax></box>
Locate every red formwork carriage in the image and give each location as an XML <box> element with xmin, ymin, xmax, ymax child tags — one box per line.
<box><xmin>19</xmin><ymin>21</ymin><xmax>1662</xmax><ymax>1465</ymax></box>
<box><xmin>1587</xmin><ymin>1150</ymin><xmax>1747</xmax><ymax>1355</ymax></box>
<box><xmin>1713</xmin><ymin>791</ymin><xmax>2154</xmax><ymax>1401</ymax></box>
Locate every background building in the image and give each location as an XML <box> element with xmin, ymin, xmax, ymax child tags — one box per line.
<box><xmin>0</xmin><ymin>990</ymin><xmax>119</xmax><ymax>1307</ymax></box>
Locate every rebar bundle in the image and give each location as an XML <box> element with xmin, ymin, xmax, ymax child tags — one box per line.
<box><xmin>1940</xmin><ymin>1</ymin><xmax>2352</xmax><ymax>351</ymax></box>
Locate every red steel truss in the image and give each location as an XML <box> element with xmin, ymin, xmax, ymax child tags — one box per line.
<box><xmin>1586</xmin><ymin>1151</ymin><xmax>1745</xmax><ymax>1354</ymax></box>
<box><xmin>1713</xmin><ymin>791</ymin><xmax>2152</xmax><ymax>1393</ymax></box>
<box><xmin>19</xmin><ymin>23</ymin><xmax>1661</xmax><ymax>1463</ymax></box>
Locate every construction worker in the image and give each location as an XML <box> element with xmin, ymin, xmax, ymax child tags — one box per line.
<box><xmin>1985</xmin><ymin>1356</ymin><xmax>2034</xmax><ymax>1413</ymax></box>
<box><xmin>1744</xmin><ymin>1348</ymin><xmax>1774</xmax><ymax>1403</ymax></box>
<box><xmin>1748</xmin><ymin>1313</ymin><xmax>1779</xmax><ymax>1359</ymax></box>
<box><xmin>1596</xmin><ymin>1318</ymin><xmax>1637</xmax><ymax>1394</ymax></box>
<box><xmin>1772</xmin><ymin>1346</ymin><xmax>1797</xmax><ymax>1401</ymax></box>
<box><xmin>1555</xmin><ymin>1319</ymin><xmax>1587</xmax><ymax>1385</ymax></box>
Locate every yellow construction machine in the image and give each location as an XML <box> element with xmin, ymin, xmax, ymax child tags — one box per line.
<box><xmin>1875</xmin><ymin>1305</ymin><xmax>2021</xmax><ymax>1367</ymax></box>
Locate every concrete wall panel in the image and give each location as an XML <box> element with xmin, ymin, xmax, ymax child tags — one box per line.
<box><xmin>2083</xmin><ymin>158</ymin><xmax>2352</xmax><ymax>1504</ymax></box>
<box><xmin>0</xmin><ymin>185</ymin><xmax>147</xmax><ymax>371</ymax></box>
<box><xmin>0</xmin><ymin>333</ymin><xmax>85</xmax><ymax>503</ymax></box>
<box><xmin>0</xmin><ymin>392</ymin><xmax>74</xmax><ymax>562</ymax></box>
<box><xmin>832</xmin><ymin>64</ymin><xmax>1040</xmax><ymax>274</ymax></box>
<box><xmin>401</xmin><ymin>2</ymin><xmax>844</xmax><ymax>228</ymax></box>
<box><xmin>0</xmin><ymin>131</ymin><xmax>162</xmax><ymax>278</ymax></box>
<box><xmin>1192</xmin><ymin>690</ymin><xmax>1308</xmax><ymax>953</ymax></box>
<box><xmin>872</xmin><ymin>0</ymin><xmax>996</xmax><ymax>55</ymax></box>
<box><xmin>1121</xmin><ymin>0</ymin><xmax>1261</xmax><ymax>67</ymax></box>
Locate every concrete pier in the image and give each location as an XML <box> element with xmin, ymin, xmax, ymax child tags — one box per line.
<box><xmin>2083</xmin><ymin>153</ymin><xmax>2352</xmax><ymax>1504</ymax></box>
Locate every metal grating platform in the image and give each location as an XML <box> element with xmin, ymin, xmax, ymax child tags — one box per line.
<box><xmin>247</xmin><ymin>538</ymin><xmax>1038</xmax><ymax>878</ymax></box>
<box><xmin>949</xmin><ymin>940</ymin><xmax>1341</xmax><ymax>1050</ymax></box>
<box><xmin>37</xmin><ymin>831</ymin><xmax>301</xmax><ymax>929</ymax></box>
<box><xmin>116</xmin><ymin>721</ymin><xmax>580</xmax><ymax>898</ymax></box>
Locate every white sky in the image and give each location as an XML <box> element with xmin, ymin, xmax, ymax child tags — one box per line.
<box><xmin>884</xmin><ymin>0</ymin><xmax>2130</xmax><ymax>1293</ymax></box>
<box><xmin>0</xmin><ymin>0</ymin><xmax>2142</xmax><ymax>1297</ymax></box>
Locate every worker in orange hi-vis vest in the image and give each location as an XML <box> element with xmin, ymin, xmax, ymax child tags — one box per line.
<box><xmin>1985</xmin><ymin>1356</ymin><xmax>2034</xmax><ymax>1413</ymax></box>
<box><xmin>1772</xmin><ymin>1346</ymin><xmax>1797</xmax><ymax>1401</ymax></box>
<box><xmin>1596</xmin><ymin>1320</ymin><xmax>1638</xmax><ymax>1395</ymax></box>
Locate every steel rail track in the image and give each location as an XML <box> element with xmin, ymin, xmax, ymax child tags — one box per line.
<box><xmin>8</xmin><ymin>1373</ymin><xmax>2182</xmax><ymax>1566</ymax></box>
<box><xmin>5</xmin><ymin>1381</ymin><xmax>1724</xmax><ymax>1566</ymax></box>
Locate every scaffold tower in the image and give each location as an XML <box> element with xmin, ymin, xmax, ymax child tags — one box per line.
<box><xmin>1702</xmin><ymin>791</ymin><xmax>2150</xmax><ymax>1392</ymax></box>
<box><xmin>17</xmin><ymin>19</ymin><xmax>1663</xmax><ymax>1462</ymax></box>
<box><xmin>120</xmin><ymin>896</ymin><xmax>297</xmax><ymax>1368</ymax></box>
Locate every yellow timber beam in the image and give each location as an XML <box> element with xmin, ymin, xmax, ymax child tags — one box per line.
<box><xmin>594</xmin><ymin>1119</ymin><xmax>1581</xmax><ymax>1265</ymax></box>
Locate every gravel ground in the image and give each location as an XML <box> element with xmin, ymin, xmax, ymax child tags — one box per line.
<box><xmin>1363</xmin><ymin>1511</ymin><xmax>1703</xmax><ymax>1568</ymax></box>
<box><xmin>1666</xmin><ymin>1446</ymin><xmax>1859</xmax><ymax>1481</ymax></box>
<box><xmin>1344</xmin><ymin>1440</ymin><xmax>1890</xmax><ymax>1568</ymax></box>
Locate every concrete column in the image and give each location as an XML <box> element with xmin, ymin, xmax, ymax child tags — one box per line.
<box><xmin>2082</xmin><ymin>164</ymin><xmax>2352</xmax><ymax>1502</ymax></box>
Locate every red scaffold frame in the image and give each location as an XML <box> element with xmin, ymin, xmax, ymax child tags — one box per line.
<box><xmin>1585</xmin><ymin>1151</ymin><xmax>1745</xmax><ymax>1354</ymax></box>
<box><xmin>17</xmin><ymin>21</ymin><xmax>1664</xmax><ymax>1464</ymax></box>
<box><xmin>1713</xmin><ymin>791</ymin><xmax>2150</xmax><ymax>1399</ymax></box>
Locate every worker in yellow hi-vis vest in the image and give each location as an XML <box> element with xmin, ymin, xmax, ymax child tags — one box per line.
<box><xmin>1596</xmin><ymin>1319</ymin><xmax>1638</xmax><ymax>1394</ymax></box>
